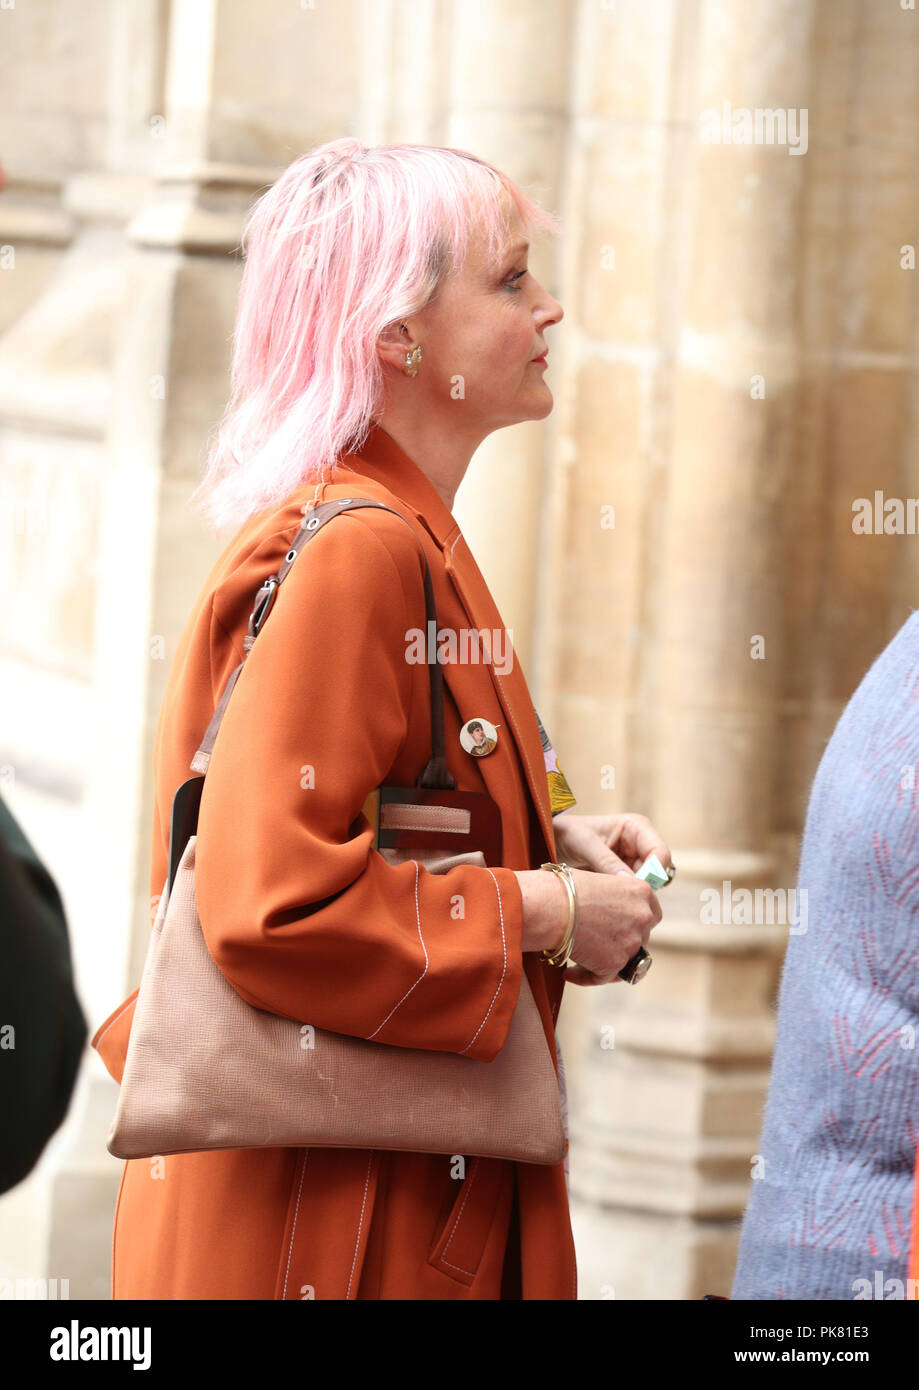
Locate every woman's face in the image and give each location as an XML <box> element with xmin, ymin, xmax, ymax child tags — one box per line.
<box><xmin>398</xmin><ymin>193</ymin><xmax>564</xmax><ymax>439</ymax></box>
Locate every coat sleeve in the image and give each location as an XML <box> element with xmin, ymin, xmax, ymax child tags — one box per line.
<box><xmin>193</xmin><ymin>510</ymin><xmax>525</xmax><ymax>1062</ymax></box>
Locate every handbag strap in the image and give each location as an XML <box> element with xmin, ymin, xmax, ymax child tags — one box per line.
<box><xmin>188</xmin><ymin>497</ymin><xmax>456</xmax><ymax>791</ymax></box>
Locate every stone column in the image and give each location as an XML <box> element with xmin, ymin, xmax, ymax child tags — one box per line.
<box><xmin>785</xmin><ymin>0</ymin><xmax>919</xmax><ymax>773</ymax></box>
<box><xmin>385</xmin><ymin>0</ymin><xmax>574</xmax><ymax>666</ymax></box>
<box><xmin>550</xmin><ymin>0</ymin><xmax>815</xmax><ymax>1299</ymax></box>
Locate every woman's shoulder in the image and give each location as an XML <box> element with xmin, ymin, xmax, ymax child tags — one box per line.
<box><xmin>206</xmin><ymin>485</ymin><xmax>429</xmax><ymax>645</ymax></box>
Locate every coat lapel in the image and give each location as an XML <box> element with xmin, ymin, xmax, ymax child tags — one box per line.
<box><xmin>442</xmin><ymin>533</ymin><xmax>556</xmax><ymax>863</ymax></box>
<box><xmin>327</xmin><ymin>425</ymin><xmax>558</xmax><ymax>863</ymax></box>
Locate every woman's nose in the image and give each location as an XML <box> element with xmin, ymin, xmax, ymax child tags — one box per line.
<box><xmin>538</xmin><ymin>292</ymin><xmax>563</xmax><ymax>328</ymax></box>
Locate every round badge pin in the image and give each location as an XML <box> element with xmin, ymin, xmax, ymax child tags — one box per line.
<box><xmin>460</xmin><ymin>718</ymin><xmax>499</xmax><ymax>758</ymax></box>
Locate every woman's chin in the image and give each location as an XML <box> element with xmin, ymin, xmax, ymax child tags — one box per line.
<box><xmin>526</xmin><ymin>388</ymin><xmax>555</xmax><ymax>420</ymax></box>
<box><xmin>484</xmin><ymin>389</ymin><xmax>555</xmax><ymax>432</ymax></box>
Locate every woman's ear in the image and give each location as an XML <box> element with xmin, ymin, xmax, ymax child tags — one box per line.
<box><xmin>377</xmin><ymin>321</ymin><xmax>419</xmax><ymax>374</ymax></box>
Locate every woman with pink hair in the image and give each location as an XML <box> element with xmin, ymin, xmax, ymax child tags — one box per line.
<box><xmin>95</xmin><ymin>138</ymin><xmax>670</xmax><ymax>1300</ymax></box>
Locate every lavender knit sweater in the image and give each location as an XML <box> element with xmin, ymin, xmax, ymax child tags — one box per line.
<box><xmin>732</xmin><ymin>609</ymin><xmax>919</xmax><ymax>1300</ymax></box>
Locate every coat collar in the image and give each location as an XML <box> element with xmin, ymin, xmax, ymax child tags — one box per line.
<box><xmin>327</xmin><ymin>423</ymin><xmax>557</xmax><ymax>862</ymax></box>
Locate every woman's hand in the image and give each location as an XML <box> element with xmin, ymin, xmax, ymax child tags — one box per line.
<box><xmin>516</xmin><ymin>861</ymin><xmax>663</xmax><ymax>985</ymax></box>
<box><xmin>552</xmin><ymin>811</ymin><xmax>672</xmax><ymax>878</ymax></box>
<box><xmin>514</xmin><ymin>811</ymin><xmax>673</xmax><ymax>986</ymax></box>
<box><xmin>560</xmin><ymin>866</ymin><xmax>662</xmax><ymax>986</ymax></box>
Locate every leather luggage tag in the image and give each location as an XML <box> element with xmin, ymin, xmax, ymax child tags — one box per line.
<box><xmin>360</xmin><ymin>787</ymin><xmax>503</xmax><ymax>868</ymax></box>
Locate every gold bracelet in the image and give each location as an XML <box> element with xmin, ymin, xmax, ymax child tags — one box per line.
<box><xmin>539</xmin><ymin>861</ymin><xmax>578</xmax><ymax>967</ymax></box>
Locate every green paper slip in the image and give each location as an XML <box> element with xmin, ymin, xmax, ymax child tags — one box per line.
<box><xmin>635</xmin><ymin>852</ymin><xmax>670</xmax><ymax>891</ymax></box>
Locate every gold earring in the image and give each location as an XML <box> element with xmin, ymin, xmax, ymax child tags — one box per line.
<box><xmin>402</xmin><ymin>345</ymin><xmax>422</xmax><ymax>377</ymax></box>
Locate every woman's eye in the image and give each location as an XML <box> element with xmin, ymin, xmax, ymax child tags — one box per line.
<box><xmin>505</xmin><ymin>269</ymin><xmax>527</xmax><ymax>292</ymax></box>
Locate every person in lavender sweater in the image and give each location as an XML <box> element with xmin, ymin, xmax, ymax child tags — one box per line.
<box><xmin>732</xmin><ymin>609</ymin><xmax>919</xmax><ymax>1300</ymax></box>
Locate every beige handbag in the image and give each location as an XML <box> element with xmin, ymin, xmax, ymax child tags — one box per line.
<box><xmin>102</xmin><ymin>499</ymin><xmax>566</xmax><ymax>1166</ymax></box>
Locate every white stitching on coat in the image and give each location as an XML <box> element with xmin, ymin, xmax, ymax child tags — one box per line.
<box><xmin>437</xmin><ymin>1158</ymin><xmax>480</xmax><ymax>1277</ymax></box>
<box><xmin>281</xmin><ymin>1149</ymin><xmax>309</xmax><ymax>1300</ymax></box>
<box><xmin>346</xmin><ymin>1152</ymin><xmax>375</xmax><ymax>1299</ymax></box>
<box><xmin>94</xmin><ymin>996</ymin><xmax>138</xmax><ymax>1047</ymax></box>
<box><xmin>367</xmin><ymin>861</ymin><xmax>429</xmax><ymax>1039</ymax></box>
<box><xmin>460</xmin><ymin>867</ymin><xmax>509</xmax><ymax>1056</ymax></box>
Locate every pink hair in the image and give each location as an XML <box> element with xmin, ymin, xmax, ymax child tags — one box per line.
<box><xmin>189</xmin><ymin>138</ymin><xmax>560</xmax><ymax>535</ymax></box>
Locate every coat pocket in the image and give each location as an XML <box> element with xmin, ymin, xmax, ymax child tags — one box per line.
<box><xmin>426</xmin><ymin>1156</ymin><xmax>513</xmax><ymax>1287</ymax></box>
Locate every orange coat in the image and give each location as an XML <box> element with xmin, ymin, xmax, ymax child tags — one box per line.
<box><xmin>92</xmin><ymin>424</ymin><xmax>577</xmax><ymax>1300</ymax></box>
